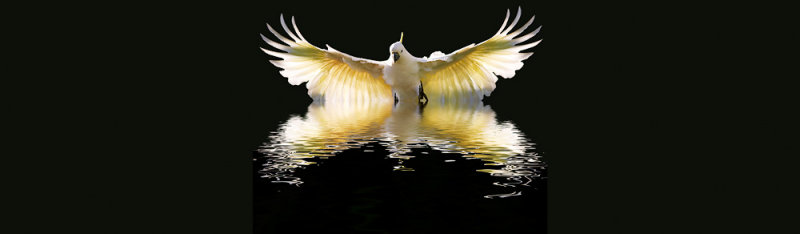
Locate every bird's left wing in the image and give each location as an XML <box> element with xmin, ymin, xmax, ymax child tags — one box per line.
<box><xmin>261</xmin><ymin>15</ymin><xmax>393</xmax><ymax>102</ymax></box>
<box><xmin>419</xmin><ymin>7</ymin><xmax>541</xmax><ymax>100</ymax></box>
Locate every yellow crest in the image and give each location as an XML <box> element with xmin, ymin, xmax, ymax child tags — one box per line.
<box><xmin>400</xmin><ymin>32</ymin><xmax>404</xmax><ymax>43</ymax></box>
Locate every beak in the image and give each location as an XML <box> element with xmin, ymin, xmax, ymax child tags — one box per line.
<box><xmin>392</xmin><ymin>52</ymin><xmax>400</xmax><ymax>62</ymax></box>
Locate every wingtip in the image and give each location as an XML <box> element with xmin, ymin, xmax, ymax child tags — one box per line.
<box><xmin>495</xmin><ymin>9</ymin><xmax>512</xmax><ymax>36</ymax></box>
<box><xmin>291</xmin><ymin>15</ymin><xmax>308</xmax><ymax>42</ymax></box>
<box><xmin>279</xmin><ymin>14</ymin><xmax>301</xmax><ymax>42</ymax></box>
<box><xmin>521</xmin><ymin>52</ymin><xmax>534</xmax><ymax>60</ymax></box>
<box><xmin>501</xmin><ymin>6</ymin><xmax>523</xmax><ymax>35</ymax></box>
<box><xmin>268</xmin><ymin>60</ymin><xmax>283</xmax><ymax>68</ymax></box>
<box><xmin>507</xmin><ymin>14</ymin><xmax>536</xmax><ymax>38</ymax></box>
<box><xmin>532</xmin><ymin>26</ymin><xmax>542</xmax><ymax>36</ymax></box>
<box><xmin>528</xmin><ymin>39</ymin><xmax>543</xmax><ymax>49</ymax></box>
<box><xmin>260</xmin><ymin>47</ymin><xmax>285</xmax><ymax>58</ymax></box>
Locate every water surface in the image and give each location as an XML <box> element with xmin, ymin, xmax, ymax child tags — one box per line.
<box><xmin>254</xmin><ymin>100</ymin><xmax>546</xmax><ymax>233</ymax></box>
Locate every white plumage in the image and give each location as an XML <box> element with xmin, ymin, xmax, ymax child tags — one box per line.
<box><xmin>260</xmin><ymin>7</ymin><xmax>542</xmax><ymax>103</ymax></box>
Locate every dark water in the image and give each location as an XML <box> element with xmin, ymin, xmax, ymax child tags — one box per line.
<box><xmin>254</xmin><ymin>100</ymin><xmax>546</xmax><ymax>233</ymax></box>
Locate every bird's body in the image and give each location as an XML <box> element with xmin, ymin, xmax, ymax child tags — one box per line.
<box><xmin>382</xmin><ymin>43</ymin><xmax>422</xmax><ymax>102</ymax></box>
<box><xmin>261</xmin><ymin>7</ymin><xmax>542</xmax><ymax>103</ymax></box>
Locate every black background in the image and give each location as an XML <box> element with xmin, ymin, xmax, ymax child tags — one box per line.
<box><xmin>12</xmin><ymin>1</ymin><xmax>794</xmax><ymax>233</ymax></box>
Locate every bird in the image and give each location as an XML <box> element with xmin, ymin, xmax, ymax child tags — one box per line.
<box><xmin>260</xmin><ymin>7</ymin><xmax>542</xmax><ymax>103</ymax></box>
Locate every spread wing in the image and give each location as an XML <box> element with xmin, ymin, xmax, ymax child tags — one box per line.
<box><xmin>419</xmin><ymin>7</ymin><xmax>542</xmax><ymax>100</ymax></box>
<box><xmin>260</xmin><ymin>15</ymin><xmax>393</xmax><ymax>102</ymax></box>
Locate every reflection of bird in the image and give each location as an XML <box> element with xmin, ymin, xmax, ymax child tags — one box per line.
<box><xmin>269</xmin><ymin>100</ymin><xmax>532</xmax><ymax>167</ymax></box>
<box><xmin>260</xmin><ymin>7</ymin><xmax>542</xmax><ymax>103</ymax></box>
<box><xmin>261</xmin><ymin>100</ymin><xmax>543</xmax><ymax>190</ymax></box>
<box><xmin>278</xmin><ymin>101</ymin><xmax>394</xmax><ymax>156</ymax></box>
<box><xmin>418</xmin><ymin>102</ymin><xmax>527</xmax><ymax>157</ymax></box>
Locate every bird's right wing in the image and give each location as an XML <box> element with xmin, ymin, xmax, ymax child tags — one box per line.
<box><xmin>260</xmin><ymin>15</ymin><xmax>393</xmax><ymax>102</ymax></box>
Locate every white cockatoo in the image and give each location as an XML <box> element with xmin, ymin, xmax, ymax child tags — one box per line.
<box><xmin>260</xmin><ymin>7</ymin><xmax>542</xmax><ymax>103</ymax></box>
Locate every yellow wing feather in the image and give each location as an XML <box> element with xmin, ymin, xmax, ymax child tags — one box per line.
<box><xmin>261</xmin><ymin>15</ymin><xmax>392</xmax><ymax>103</ymax></box>
<box><xmin>420</xmin><ymin>7</ymin><xmax>542</xmax><ymax>101</ymax></box>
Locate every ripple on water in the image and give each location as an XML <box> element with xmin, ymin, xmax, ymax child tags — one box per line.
<box><xmin>255</xmin><ymin>101</ymin><xmax>546</xmax><ymax>198</ymax></box>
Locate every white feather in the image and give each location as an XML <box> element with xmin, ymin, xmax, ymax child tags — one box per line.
<box><xmin>260</xmin><ymin>8</ymin><xmax>542</xmax><ymax>103</ymax></box>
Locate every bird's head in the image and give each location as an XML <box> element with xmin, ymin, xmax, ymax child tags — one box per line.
<box><xmin>390</xmin><ymin>32</ymin><xmax>406</xmax><ymax>63</ymax></box>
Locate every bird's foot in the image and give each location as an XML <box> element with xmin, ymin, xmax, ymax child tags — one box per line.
<box><xmin>418</xmin><ymin>82</ymin><xmax>428</xmax><ymax>105</ymax></box>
